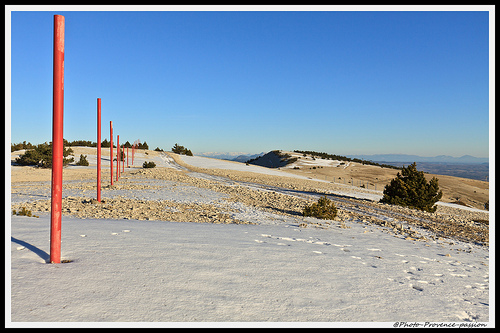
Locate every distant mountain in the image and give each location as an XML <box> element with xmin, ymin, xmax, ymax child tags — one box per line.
<box><xmin>348</xmin><ymin>154</ymin><xmax>488</xmax><ymax>164</ymax></box>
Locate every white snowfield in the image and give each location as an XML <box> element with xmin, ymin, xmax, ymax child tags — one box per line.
<box><xmin>9</xmin><ymin>153</ymin><xmax>492</xmax><ymax>327</ymax></box>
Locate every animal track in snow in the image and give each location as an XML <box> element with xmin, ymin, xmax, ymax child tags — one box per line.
<box><xmin>450</xmin><ymin>273</ymin><xmax>468</xmax><ymax>278</ymax></box>
<box><xmin>258</xmin><ymin>234</ymin><xmax>331</xmax><ymax>246</ymax></box>
<box><xmin>410</xmin><ymin>284</ymin><xmax>424</xmax><ymax>292</ymax></box>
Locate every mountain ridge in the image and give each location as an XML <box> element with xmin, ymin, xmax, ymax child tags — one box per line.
<box><xmin>347</xmin><ymin>154</ymin><xmax>488</xmax><ymax>164</ymax></box>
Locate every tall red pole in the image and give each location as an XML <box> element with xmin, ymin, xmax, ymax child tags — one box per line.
<box><xmin>122</xmin><ymin>145</ymin><xmax>125</xmax><ymax>173</ymax></box>
<box><xmin>50</xmin><ymin>15</ymin><xmax>65</xmax><ymax>264</ymax></box>
<box><xmin>110</xmin><ymin>121</ymin><xmax>113</xmax><ymax>186</ymax></box>
<box><xmin>97</xmin><ymin>98</ymin><xmax>101</xmax><ymax>202</ymax></box>
<box><xmin>127</xmin><ymin>146</ymin><xmax>129</xmax><ymax>168</ymax></box>
<box><xmin>116</xmin><ymin>135</ymin><xmax>120</xmax><ymax>181</ymax></box>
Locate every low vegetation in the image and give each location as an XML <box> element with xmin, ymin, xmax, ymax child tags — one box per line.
<box><xmin>143</xmin><ymin>161</ymin><xmax>156</xmax><ymax>168</ymax></box>
<box><xmin>12</xmin><ymin>139</ymin><xmax>150</xmax><ymax>151</ymax></box>
<box><xmin>12</xmin><ymin>207</ymin><xmax>39</xmax><ymax>218</ymax></box>
<box><xmin>380</xmin><ymin>162</ymin><xmax>443</xmax><ymax>213</ymax></box>
<box><xmin>303</xmin><ymin>196</ymin><xmax>338</xmax><ymax>220</ymax></box>
<box><xmin>171</xmin><ymin>143</ymin><xmax>193</xmax><ymax>156</ymax></box>
<box><xmin>76</xmin><ymin>154</ymin><xmax>89</xmax><ymax>166</ymax></box>
<box><xmin>14</xmin><ymin>142</ymin><xmax>74</xmax><ymax>168</ymax></box>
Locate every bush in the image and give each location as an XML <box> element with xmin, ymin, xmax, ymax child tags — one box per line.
<box><xmin>76</xmin><ymin>154</ymin><xmax>89</xmax><ymax>166</ymax></box>
<box><xmin>303</xmin><ymin>196</ymin><xmax>338</xmax><ymax>220</ymax></box>
<box><xmin>15</xmin><ymin>142</ymin><xmax>74</xmax><ymax>168</ymax></box>
<box><xmin>380</xmin><ymin>162</ymin><xmax>443</xmax><ymax>213</ymax></box>
<box><xmin>12</xmin><ymin>207</ymin><xmax>39</xmax><ymax>218</ymax></box>
<box><xmin>172</xmin><ymin>143</ymin><xmax>193</xmax><ymax>156</ymax></box>
<box><xmin>143</xmin><ymin>161</ymin><xmax>156</xmax><ymax>168</ymax></box>
<box><xmin>11</xmin><ymin>141</ymin><xmax>35</xmax><ymax>152</ymax></box>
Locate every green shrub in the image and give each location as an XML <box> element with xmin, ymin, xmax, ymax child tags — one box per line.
<box><xmin>143</xmin><ymin>161</ymin><xmax>156</xmax><ymax>168</ymax></box>
<box><xmin>76</xmin><ymin>154</ymin><xmax>89</xmax><ymax>166</ymax></box>
<box><xmin>15</xmin><ymin>142</ymin><xmax>74</xmax><ymax>168</ymax></box>
<box><xmin>380</xmin><ymin>162</ymin><xmax>443</xmax><ymax>213</ymax></box>
<box><xmin>172</xmin><ymin>143</ymin><xmax>193</xmax><ymax>156</ymax></box>
<box><xmin>303</xmin><ymin>196</ymin><xmax>337</xmax><ymax>220</ymax></box>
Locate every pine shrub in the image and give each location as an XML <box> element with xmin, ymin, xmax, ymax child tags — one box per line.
<box><xmin>76</xmin><ymin>154</ymin><xmax>89</xmax><ymax>166</ymax></box>
<box><xmin>303</xmin><ymin>196</ymin><xmax>338</xmax><ymax>220</ymax></box>
<box><xmin>380</xmin><ymin>162</ymin><xmax>443</xmax><ymax>213</ymax></box>
<box><xmin>15</xmin><ymin>142</ymin><xmax>74</xmax><ymax>168</ymax></box>
<box><xmin>143</xmin><ymin>161</ymin><xmax>156</xmax><ymax>168</ymax></box>
<box><xmin>172</xmin><ymin>143</ymin><xmax>193</xmax><ymax>156</ymax></box>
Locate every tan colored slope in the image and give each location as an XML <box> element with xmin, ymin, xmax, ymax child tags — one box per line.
<box><xmin>282</xmin><ymin>159</ymin><xmax>489</xmax><ymax>210</ymax></box>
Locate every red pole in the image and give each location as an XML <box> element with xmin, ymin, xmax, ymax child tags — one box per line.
<box><xmin>97</xmin><ymin>98</ymin><xmax>101</xmax><ymax>202</ymax></box>
<box><xmin>110</xmin><ymin>121</ymin><xmax>113</xmax><ymax>186</ymax></box>
<box><xmin>122</xmin><ymin>145</ymin><xmax>125</xmax><ymax>173</ymax></box>
<box><xmin>116</xmin><ymin>135</ymin><xmax>120</xmax><ymax>181</ymax></box>
<box><xmin>127</xmin><ymin>146</ymin><xmax>129</xmax><ymax>168</ymax></box>
<box><xmin>50</xmin><ymin>14</ymin><xmax>64</xmax><ymax>264</ymax></box>
<box><xmin>132</xmin><ymin>144</ymin><xmax>134</xmax><ymax>165</ymax></box>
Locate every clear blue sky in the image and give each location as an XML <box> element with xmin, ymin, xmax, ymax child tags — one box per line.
<box><xmin>8</xmin><ymin>7</ymin><xmax>491</xmax><ymax>157</ymax></box>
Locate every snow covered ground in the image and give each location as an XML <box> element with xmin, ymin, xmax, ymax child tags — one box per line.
<box><xmin>178</xmin><ymin>154</ymin><xmax>312</xmax><ymax>180</ymax></box>
<box><xmin>8</xmin><ymin>153</ymin><xmax>493</xmax><ymax>327</ymax></box>
<box><xmin>9</xmin><ymin>213</ymin><xmax>491</xmax><ymax>326</ymax></box>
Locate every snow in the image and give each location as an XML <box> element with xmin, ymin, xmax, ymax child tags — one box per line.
<box><xmin>179</xmin><ymin>154</ymin><xmax>311</xmax><ymax>180</ymax></box>
<box><xmin>8</xmin><ymin>153</ymin><xmax>493</xmax><ymax>327</ymax></box>
<box><xmin>9</xmin><ymin>213</ymin><xmax>491</xmax><ymax>326</ymax></box>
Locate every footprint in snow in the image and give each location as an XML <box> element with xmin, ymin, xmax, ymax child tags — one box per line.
<box><xmin>450</xmin><ymin>273</ymin><xmax>468</xmax><ymax>278</ymax></box>
<box><xmin>410</xmin><ymin>284</ymin><xmax>424</xmax><ymax>292</ymax></box>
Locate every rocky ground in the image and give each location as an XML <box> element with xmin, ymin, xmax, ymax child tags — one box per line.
<box><xmin>11</xmin><ymin>152</ymin><xmax>489</xmax><ymax>247</ymax></box>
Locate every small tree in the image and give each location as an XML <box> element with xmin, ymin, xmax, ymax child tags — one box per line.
<box><xmin>76</xmin><ymin>154</ymin><xmax>89</xmax><ymax>166</ymax></box>
<box><xmin>143</xmin><ymin>161</ymin><xmax>156</xmax><ymax>168</ymax></box>
<box><xmin>303</xmin><ymin>196</ymin><xmax>337</xmax><ymax>220</ymax></box>
<box><xmin>101</xmin><ymin>138</ymin><xmax>110</xmax><ymax>148</ymax></box>
<box><xmin>380</xmin><ymin>162</ymin><xmax>443</xmax><ymax>213</ymax></box>
<box><xmin>172</xmin><ymin>143</ymin><xmax>185</xmax><ymax>154</ymax></box>
<box><xmin>172</xmin><ymin>143</ymin><xmax>193</xmax><ymax>155</ymax></box>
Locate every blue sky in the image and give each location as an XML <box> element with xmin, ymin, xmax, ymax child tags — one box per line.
<box><xmin>8</xmin><ymin>7</ymin><xmax>492</xmax><ymax>157</ymax></box>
